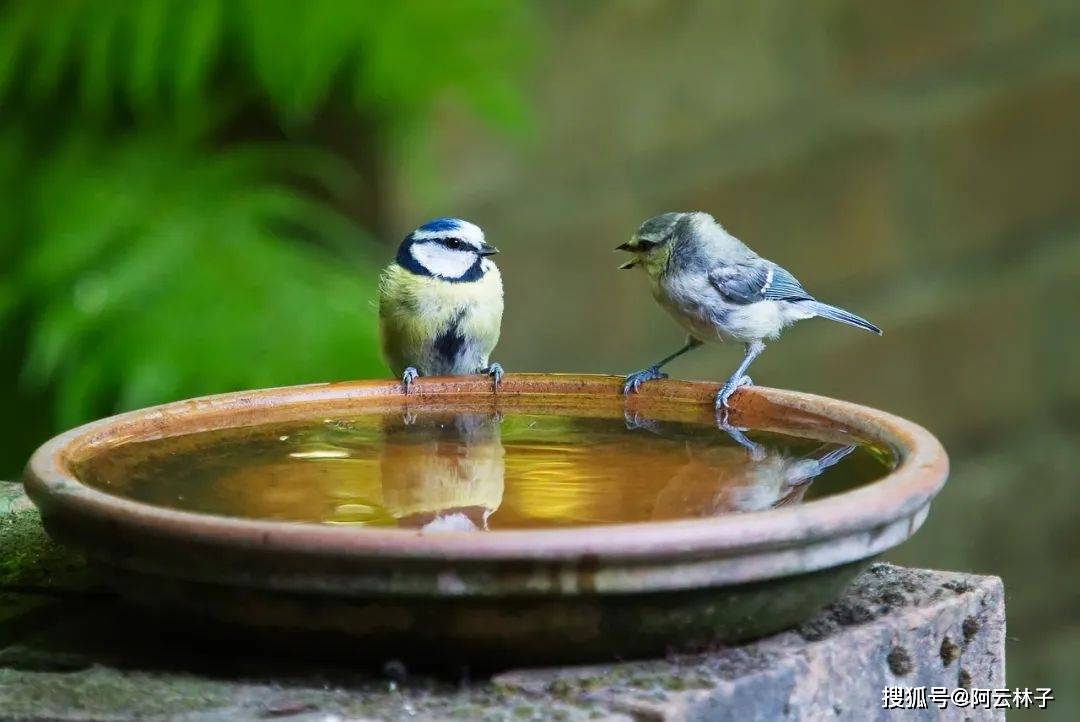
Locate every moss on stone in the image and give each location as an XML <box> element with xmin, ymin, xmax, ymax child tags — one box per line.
<box><xmin>659</xmin><ymin>674</ymin><xmax>688</xmax><ymax>691</ymax></box>
<box><xmin>0</xmin><ymin>667</ymin><xmax>239</xmax><ymax>719</ymax></box>
<box><xmin>0</xmin><ymin>490</ymin><xmax>91</xmax><ymax>592</ymax></box>
<box><xmin>0</xmin><ymin>665</ymin><xmax>609</xmax><ymax>722</ymax></box>
<box><xmin>548</xmin><ymin>677</ymin><xmax>574</xmax><ymax>699</ymax></box>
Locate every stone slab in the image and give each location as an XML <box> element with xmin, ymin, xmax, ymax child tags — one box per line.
<box><xmin>494</xmin><ymin>563</ymin><xmax>1005</xmax><ymax>721</ymax></box>
<box><xmin>0</xmin><ymin>480</ymin><xmax>1004</xmax><ymax>721</ymax></box>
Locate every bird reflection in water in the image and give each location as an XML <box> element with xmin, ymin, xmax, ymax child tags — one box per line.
<box><xmin>626</xmin><ymin>410</ymin><xmax>857</xmax><ymax>517</ymax></box>
<box><xmin>379</xmin><ymin>413</ymin><xmax>505</xmax><ymax>532</ymax></box>
<box><xmin>75</xmin><ymin>405</ymin><xmax>882</xmax><ymax>528</ymax></box>
<box><xmin>359</xmin><ymin>410</ymin><xmax>852</xmax><ymax>528</ymax></box>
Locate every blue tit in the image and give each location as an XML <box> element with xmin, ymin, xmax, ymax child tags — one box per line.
<box><xmin>378</xmin><ymin>218</ymin><xmax>504</xmax><ymax>393</ymax></box>
<box><xmin>616</xmin><ymin>211</ymin><xmax>881</xmax><ymax>409</ymax></box>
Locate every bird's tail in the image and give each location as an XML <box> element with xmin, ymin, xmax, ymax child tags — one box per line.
<box><xmin>785</xmin><ymin>443</ymin><xmax>857</xmax><ymax>485</ymax></box>
<box><xmin>804</xmin><ymin>301</ymin><xmax>882</xmax><ymax>335</ymax></box>
<box><xmin>812</xmin><ymin>444</ymin><xmax>858</xmax><ymax>470</ymax></box>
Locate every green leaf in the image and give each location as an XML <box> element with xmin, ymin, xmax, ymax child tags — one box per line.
<box><xmin>78</xmin><ymin>1</ymin><xmax>121</xmax><ymax>117</ymax></box>
<box><xmin>127</xmin><ymin>0</ymin><xmax>171</xmax><ymax>117</ymax></box>
<box><xmin>0</xmin><ymin>0</ymin><xmax>533</xmax><ymax>135</ymax></box>
<box><xmin>0</xmin><ymin>2</ymin><xmax>35</xmax><ymax>101</ymax></box>
<box><xmin>171</xmin><ymin>0</ymin><xmax>223</xmax><ymax>105</ymax></box>
<box><xmin>14</xmin><ymin>132</ymin><xmax>387</xmax><ymax>425</ymax></box>
<box><xmin>27</xmin><ymin>0</ymin><xmax>84</xmax><ymax>102</ymax></box>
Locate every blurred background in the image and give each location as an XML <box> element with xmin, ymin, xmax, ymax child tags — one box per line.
<box><xmin>1</xmin><ymin>0</ymin><xmax>1077</xmax><ymax>715</ymax></box>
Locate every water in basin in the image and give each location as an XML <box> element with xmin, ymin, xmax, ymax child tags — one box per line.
<box><xmin>74</xmin><ymin>411</ymin><xmax>894</xmax><ymax>530</ymax></box>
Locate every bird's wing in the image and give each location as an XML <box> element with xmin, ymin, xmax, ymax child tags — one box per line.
<box><xmin>707</xmin><ymin>260</ymin><xmax>812</xmax><ymax>304</ymax></box>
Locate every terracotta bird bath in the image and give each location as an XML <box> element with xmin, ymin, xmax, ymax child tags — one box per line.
<box><xmin>23</xmin><ymin>374</ymin><xmax>948</xmax><ymax>665</ymax></box>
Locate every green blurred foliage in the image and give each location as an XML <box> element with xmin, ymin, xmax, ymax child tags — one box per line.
<box><xmin>0</xmin><ymin>0</ymin><xmax>533</xmax><ymax>474</ymax></box>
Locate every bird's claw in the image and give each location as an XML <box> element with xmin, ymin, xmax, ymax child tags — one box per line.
<box><xmin>402</xmin><ymin>367</ymin><xmax>419</xmax><ymax>395</ymax></box>
<box><xmin>623</xmin><ymin>366</ymin><xmax>668</xmax><ymax>395</ymax></box>
<box><xmin>623</xmin><ymin>409</ymin><xmax>661</xmax><ymax>433</ymax></box>
<box><xmin>715</xmin><ymin>374</ymin><xmax>753</xmax><ymax>409</ymax></box>
<box><xmin>483</xmin><ymin>363</ymin><xmax>504</xmax><ymax>391</ymax></box>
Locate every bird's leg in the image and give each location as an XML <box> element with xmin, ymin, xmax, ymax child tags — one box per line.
<box><xmin>401</xmin><ymin>366</ymin><xmax>420</xmax><ymax>395</ymax></box>
<box><xmin>623</xmin><ymin>337</ymin><xmax>703</xmax><ymax>394</ymax></box>
<box><xmin>716</xmin><ymin>341</ymin><xmax>765</xmax><ymax>409</ymax></box>
<box><xmin>717</xmin><ymin>415</ymin><xmax>766</xmax><ymax>461</ymax></box>
<box><xmin>481</xmin><ymin>362</ymin><xmax>504</xmax><ymax>391</ymax></box>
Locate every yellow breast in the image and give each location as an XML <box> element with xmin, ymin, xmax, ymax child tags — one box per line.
<box><xmin>378</xmin><ymin>262</ymin><xmax>503</xmax><ymax>375</ymax></box>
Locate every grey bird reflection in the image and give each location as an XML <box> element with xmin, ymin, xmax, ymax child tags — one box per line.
<box><xmin>626</xmin><ymin>410</ymin><xmax>857</xmax><ymax>515</ymax></box>
<box><xmin>380</xmin><ymin>412</ymin><xmax>505</xmax><ymax>532</ymax></box>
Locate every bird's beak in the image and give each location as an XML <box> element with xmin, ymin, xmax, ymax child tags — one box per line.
<box><xmin>615</xmin><ymin>240</ymin><xmax>640</xmax><ymax>268</ymax></box>
<box><xmin>479</xmin><ymin>242</ymin><xmax>500</xmax><ymax>256</ymax></box>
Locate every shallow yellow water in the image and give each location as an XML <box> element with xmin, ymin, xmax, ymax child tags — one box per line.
<box><xmin>75</xmin><ymin>412</ymin><xmax>894</xmax><ymax>530</ymax></box>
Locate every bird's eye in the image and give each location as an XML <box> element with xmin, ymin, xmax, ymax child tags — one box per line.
<box><xmin>637</xmin><ymin>239</ymin><xmax>657</xmax><ymax>251</ymax></box>
<box><xmin>445</xmin><ymin>238</ymin><xmax>462</xmax><ymax>249</ymax></box>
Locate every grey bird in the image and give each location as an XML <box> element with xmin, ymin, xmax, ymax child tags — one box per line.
<box><xmin>616</xmin><ymin>211</ymin><xmax>882</xmax><ymax>409</ymax></box>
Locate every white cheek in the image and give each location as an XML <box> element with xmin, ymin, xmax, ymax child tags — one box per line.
<box><xmin>411</xmin><ymin>244</ymin><xmax>476</xmax><ymax>278</ymax></box>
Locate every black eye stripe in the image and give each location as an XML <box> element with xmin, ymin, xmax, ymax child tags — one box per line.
<box><xmin>442</xmin><ymin>237</ymin><xmax>464</xmax><ymax>249</ymax></box>
<box><xmin>637</xmin><ymin>239</ymin><xmax>658</xmax><ymax>250</ymax></box>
